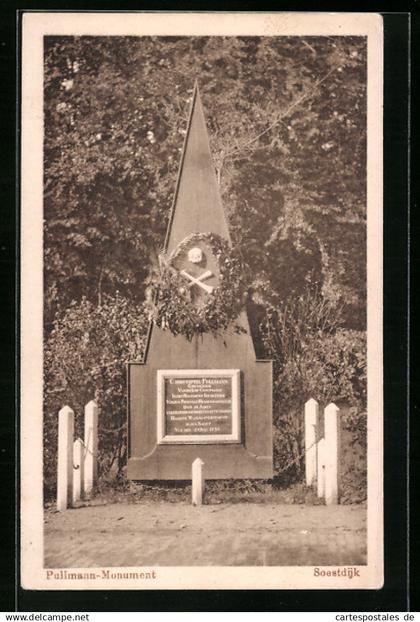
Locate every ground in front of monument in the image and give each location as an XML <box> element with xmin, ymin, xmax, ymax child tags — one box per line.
<box><xmin>44</xmin><ymin>486</ymin><xmax>366</xmax><ymax>567</ymax></box>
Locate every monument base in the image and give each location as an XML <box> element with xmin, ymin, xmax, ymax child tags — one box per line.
<box><xmin>127</xmin><ymin>444</ymin><xmax>273</xmax><ymax>480</ymax></box>
<box><xmin>127</xmin><ymin>329</ymin><xmax>273</xmax><ymax>481</ymax></box>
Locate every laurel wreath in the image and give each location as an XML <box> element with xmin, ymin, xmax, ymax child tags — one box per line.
<box><xmin>148</xmin><ymin>233</ymin><xmax>248</xmax><ymax>341</ymax></box>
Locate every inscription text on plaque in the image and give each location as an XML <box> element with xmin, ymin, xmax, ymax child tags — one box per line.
<box><xmin>157</xmin><ymin>369</ymin><xmax>240</xmax><ymax>444</ymax></box>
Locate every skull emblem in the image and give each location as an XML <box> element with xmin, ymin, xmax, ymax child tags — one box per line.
<box><xmin>188</xmin><ymin>247</ymin><xmax>203</xmax><ymax>264</ymax></box>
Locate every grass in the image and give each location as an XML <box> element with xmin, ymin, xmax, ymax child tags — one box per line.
<box><xmin>44</xmin><ymin>478</ymin><xmax>330</xmax><ymax>512</ymax></box>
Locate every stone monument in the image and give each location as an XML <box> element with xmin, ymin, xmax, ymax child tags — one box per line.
<box><xmin>127</xmin><ymin>83</ymin><xmax>273</xmax><ymax>480</ymax></box>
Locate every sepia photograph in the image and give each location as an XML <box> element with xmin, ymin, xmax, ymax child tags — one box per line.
<box><xmin>21</xmin><ymin>12</ymin><xmax>383</xmax><ymax>590</ymax></box>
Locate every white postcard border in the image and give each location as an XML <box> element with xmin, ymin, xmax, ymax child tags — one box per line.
<box><xmin>21</xmin><ymin>11</ymin><xmax>384</xmax><ymax>590</ymax></box>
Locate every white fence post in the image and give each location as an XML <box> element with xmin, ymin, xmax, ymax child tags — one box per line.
<box><xmin>324</xmin><ymin>402</ymin><xmax>340</xmax><ymax>505</ymax></box>
<box><xmin>317</xmin><ymin>438</ymin><xmax>326</xmax><ymax>499</ymax></box>
<box><xmin>57</xmin><ymin>405</ymin><xmax>74</xmax><ymax>511</ymax></box>
<box><xmin>192</xmin><ymin>458</ymin><xmax>204</xmax><ymax>506</ymax></box>
<box><xmin>305</xmin><ymin>398</ymin><xmax>319</xmax><ymax>487</ymax></box>
<box><xmin>84</xmin><ymin>400</ymin><xmax>98</xmax><ymax>497</ymax></box>
<box><xmin>72</xmin><ymin>438</ymin><xmax>84</xmax><ymax>506</ymax></box>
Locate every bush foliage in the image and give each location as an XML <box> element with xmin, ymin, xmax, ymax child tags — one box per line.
<box><xmin>43</xmin><ymin>295</ymin><xmax>147</xmax><ymax>497</ymax></box>
<box><xmin>261</xmin><ymin>289</ymin><xmax>366</xmax><ymax>499</ymax></box>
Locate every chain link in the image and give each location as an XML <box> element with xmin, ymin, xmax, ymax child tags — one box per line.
<box><xmin>275</xmin><ymin>438</ymin><xmax>318</xmax><ymax>476</ymax></box>
<box><xmin>73</xmin><ymin>413</ymin><xmax>318</xmax><ymax>475</ymax></box>
<box><xmin>98</xmin><ymin>422</ymin><xmax>127</xmax><ymax>434</ymax></box>
<box><xmin>73</xmin><ymin>421</ymin><xmax>126</xmax><ymax>466</ymax></box>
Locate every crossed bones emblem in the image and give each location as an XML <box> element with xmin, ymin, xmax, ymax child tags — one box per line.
<box><xmin>178</xmin><ymin>246</ymin><xmax>214</xmax><ymax>294</ymax></box>
<box><xmin>180</xmin><ymin>268</ymin><xmax>214</xmax><ymax>294</ymax></box>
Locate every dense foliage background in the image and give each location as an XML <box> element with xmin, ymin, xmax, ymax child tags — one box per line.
<box><xmin>44</xmin><ymin>36</ymin><xmax>367</xmax><ymax>501</ymax></box>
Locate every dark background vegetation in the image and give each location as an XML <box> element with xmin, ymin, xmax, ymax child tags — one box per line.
<box><xmin>43</xmin><ymin>35</ymin><xmax>367</xmax><ymax>502</ymax></box>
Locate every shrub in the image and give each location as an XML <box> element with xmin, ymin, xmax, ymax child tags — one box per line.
<box><xmin>43</xmin><ymin>294</ymin><xmax>148</xmax><ymax>498</ymax></box>
<box><xmin>261</xmin><ymin>288</ymin><xmax>366</xmax><ymax>500</ymax></box>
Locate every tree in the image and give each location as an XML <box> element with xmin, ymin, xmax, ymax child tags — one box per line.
<box><xmin>44</xmin><ymin>35</ymin><xmax>367</xmax><ymax>328</ymax></box>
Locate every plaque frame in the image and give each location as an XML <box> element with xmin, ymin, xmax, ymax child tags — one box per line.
<box><xmin>157</xmin><ymin>369</ymin><xmax>241</xmax><ymax>444</ymax></box>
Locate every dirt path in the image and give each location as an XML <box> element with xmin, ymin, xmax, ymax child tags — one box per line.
<box><xmin>45</xmin><ymin>502</ymin><xmax>366</xmax><ymax>567</ymax></box>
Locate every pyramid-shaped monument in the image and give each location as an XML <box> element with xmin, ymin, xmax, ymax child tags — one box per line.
<box><xmin>128</xmin><ymin>84</ymin><xmax>273</xmax><ymax>480</ymax></box>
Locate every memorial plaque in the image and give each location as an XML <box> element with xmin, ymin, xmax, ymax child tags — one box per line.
<box><xmin>157</xmin><ymin>370</ymin><xmax>240</xmax><ymax>444</ymax></box>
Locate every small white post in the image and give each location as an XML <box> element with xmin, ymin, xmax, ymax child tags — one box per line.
<box><xmin>83</xmin><ymin>400</ymin><xmax>98</xmax><ymax>497</ymax></box>
<box><xmin>305</xmin><ymin>398</ymin><xmax>319</xmax><ymax>487</ymax></box>
<box><xmin>57</xmin><ymin>405</ymin><xmax>74</xmax><ymax>511</ymax></box>
<box><xmin>324</xmin><ymin>402</ymin><xmax>340</xmax><ymax>505</ymax></box>
<box><xmin>317</xmin><ymin>438</ymin><xmax>326</xmax><ymax>499</ymax></box>
<box><xmin>72</xmin><ymin>438</ymin><xmax>84</xmax><ymax>506</ymax></box>
<box><xmin>192</xmin><ymin>458</ymin><xmax>204</xmax><ymax>506</ymax></box>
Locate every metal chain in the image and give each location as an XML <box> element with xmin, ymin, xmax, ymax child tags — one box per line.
<box><xmin>98</xmin><ymin>422</ymin><xmax>127</xmax><ymax>434</ymax></box>
<box><xmin>73</xmin><ymin>414</ymin><xmax>318</xmax><ymax>475</ymax></box>
<box><xmin>73</xmin><ymin>437</ymin><xmax>88</xmax><ymax>468</ymax></box>
<box><xmin>71</xmin><ymin>422</ymin><xmax>126</xmax><ymax>468</ymax></box>
<box><xmin>274</xmin><ymin>437</ymin><xmax>319</xmax><ymax>476</ymax></box>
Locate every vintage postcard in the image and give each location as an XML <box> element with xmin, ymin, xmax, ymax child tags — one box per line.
<box><xmin>21</xmin><ymin>11</ymin><xmax>383</xmax><ymax>590</ymax></box>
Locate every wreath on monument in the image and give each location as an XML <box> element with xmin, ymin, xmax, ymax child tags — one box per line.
<box><xmin>148</xmin><ymin>232</ymin><xmax>248</xmax><ymax>341</ymax></box>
